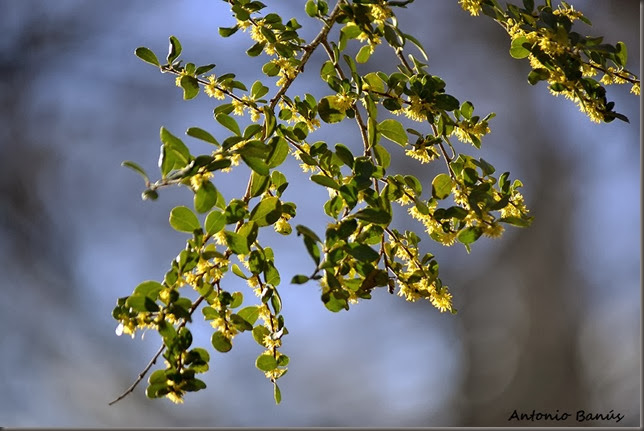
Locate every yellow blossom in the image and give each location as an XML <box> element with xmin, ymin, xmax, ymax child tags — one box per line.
<box><xmin>263</xmin><ymin>334</ymin><xmax>282</xmax><ymax>349</ymax></box>
<box><xmin>232</xmin><ymin>98</ymin><xmax>246</xmax><ymax>116</ymax></box>
<box><xmin>249</xmin><ymin>21</ymin><xmax>266</xmax><ymax>44</ymax></box>
<box><xmin>631</xmin><ymin>82</ymin><xmax>640</xmax><ymax>95</ymax></box>
<box><xmin>405</xmin><ymin>145</ymin><xmax>439</xmax><ymax>164</ymax></box>
<box><xmin>402</xmin><ymin>95</ymin><xmax>433</xmax><ymax>122</ymax></box>
<box><xmin>482</xmin><ymin>222</ymin><xmax>504</xmax><ymax>238</ymax></box>
<box><xmin>274</xmin><ymin>216</ymin><xmax>292</xmax><ymax>235</ymax></box>
<box><xmin>369</xmin><ymin>2</ymin><xmax>392</xmax><ymax>23</ymax></box>
<box><xmin>166</xmin><ymin>392</ymin><xmax>185</xmax><ymax>404</ymax></box>
<box><xmin>334</xmin><ymin>93</ymin><xmax>355</xmax><ymax>112</ymax></box>
<box><xmin>204</xmin><ymin>75</ymin><xmax>226</xmax><ymax>99</ymax></box>
<box><xmin>459</xmin><ymin>0</ymin><xmax>483</xmax><ymax>16</ymax></box>
<box><xmin>452</xmin><ymin>121</ymin><xmax>490</xmax><ymax>145</ymax></box>
<box><xmin>553</xmin><ymin>4</ymin><xmax>584</xmax><ymax>21</ymax></box>
<box><xmin>190</xmin><ymin>171</ymin><xmax>213</xmax><ymax>190</ymax></box>
<box><xmin>430</xmin><ymin>286</ymin><xmax>453</xmax><ymax>312</ymax></box>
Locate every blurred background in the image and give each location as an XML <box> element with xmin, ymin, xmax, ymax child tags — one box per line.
<box><xmin>0</xmin><ymin>0</ymin><xmax>639</xmax><ymax>427</ymax></box>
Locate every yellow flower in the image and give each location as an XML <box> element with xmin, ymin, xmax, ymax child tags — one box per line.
<box><xmin>459</xmin><ymin>0</ymin><xmax>483</xmax><ymax>16</ymax></box>
<box><xmin>369</xmin><ymin>2</ymin><xmax>392</xmax><ymax>23</ymax></box>
<box><xmin>232</xmin><ymin>98</ymin><xmax>246</xmax><ymax>116</ymax></box>
<box><xmin>631</xmin><ymin>82</ymin><xmax>640</xmax><ymax>95</ymax></box>
<box><xmin>250</xmin><ymin>108</ymin><xmax>262</xmax><ymax>123</ymax></box>
<box><xmin>430</xmin><ymin>286</ymin><xmax>453</xmax><ymax>312</ymax></box>
<box><xmin>190</xmin><ymin>171</ymin><xmax>213</xmax><ymax>190</ymax></box>
<box><xmin>334</xmin><ymin>93</ymin><xmax>355</xmax><ymax>112</ymax></box>
<box><xmin>305</xmin><ymin>117</ymin><xmax>320</xmax><ymax>131</ymax></box>
<box><xmin>403</xmin><ymin>95</ymin><xmax>433</xmax><ymax>122</ymax></box>
<box><xmin>274</xmin><ymin>216</ymin><xmax>292</xmax><ymax>235</ymax></box>
<box><xmin>263</xmin><ymin>334</ymin><xmax>282</xmax><ymax>349</ymax></box>
<box><xmin>482</xmin><ymin>222</ymin><xmax>504</xmax><ymax>238</ymax></box>
<box><xmin>405</xmin><ymin>145</ymin><xmax>439</xmax><ymax>164</ymax></box>
<box><xmin>452</xmin><ymin>121</ymin><xmax>490</xmax><ymax>145</ymax></box>
<box><xmin>249</xmin><ymin>20</ymin><xmax>266</xmax><ymax>44</ymax></box>
<box><xmin>272</xmin><ymin>58</ymin><xmax>298</xmax><ymax>86</ymax></box>
<box><xmin>500</xmin><ymin>191</ymin><xmax>527</xmax><ymax>218</ymax></box>
<box><xmin>115</xmin><ymin>321</ymin><xmax>136</xmax><ymax>338</ymax></box>
<box><xmin>204</xmin><ymin>75</ymin><xmax>226</xmax><ymax>99</ymax></box>
<box><xmin>166</xmin><ymin>392</ymin><xmax>184</xmax><ymax>404</ymax></box>
<box><xmin>397</xmin><ymin>280</ymin><xmax>422</xmax><ymax>302</ymax></box>
<box><xmin>553</xmin><ymin>4</ymin><xmax>584</xmax><ymax>22</ymax></box>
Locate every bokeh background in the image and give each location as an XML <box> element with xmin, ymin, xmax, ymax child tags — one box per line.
<box><xmin>0</xmin><ymin>0</ymin><xmax>640</xmax><ymax>427</ymax></box>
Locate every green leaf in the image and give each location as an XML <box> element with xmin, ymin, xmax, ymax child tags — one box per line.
<box><xmin>262</xmin><ymin>61</ymin><xmax>280</xmax><ymax>76</ymax></box>
<box><xmin>363</xmin><ymin>72</ymin><xmax>385</xmax><ymax>93</ymax></box>
<box><xmin>169</xmin><ymin>206</ymin><xmax>200</xmax><ymax>233</ymax></box>
<box><xmin>241</xmin><ymin>155</ymin><xmax>269</xmax><ymax>176</ymax></box>
<box><xmin>457</xmin><ymin>226</ymin><xmax>482</xmax><ymax>245</ymax></box>
<box><xmin>256</xmin><ymin>354</ymin><xmax>278</xmax><ymax>372</ymax></box>
<box><xmin>500</xmin><ymin>216</ymin><xmax>533</xmax><ymax>227</ymax></box>
<box><xmin>183</xmin><ymin>378</ymin><xmax>207</xmax><ymax>392</ymax></box>
<box><xmin>296</xmin><ymin>225</ymin><xmax>321</xmax><ymax>243</ymax></box>
<box><xmin>186</xmin><ymin>127</ymin><xmax>219</xmax><ymax>146</ymax></box>
<box><xmin>211</xmin><ymin>331</ymin><xmax>233</xmax><ymax>353</ymax></box>
<box><xmin>215</xmin><ymin>113</ymin><xmax>241</xmax><ymax>136</ymax></box>
<box><xmin>615</xmin><ymin>41</ymin><xmax>627</xmax><ymax>67</ymax></box>
<box><xmin>310</xmin><ymin>174</ymin><xmax>340</xmax><ymax>190</ymax></box>
<box><xmin>148</xmin><ymin>369</ymin><xmax>167</xmax><ymax>385</ymax></box>
<box><xmin>291</xmin><ymin>274</ymin><xmax>309</xmax><ymax>284</ymax></box>
<box><xmin>273</xmin><ymin>383</ymin><xmax>282</xmax><ymax>404</ymax></box>
<box><xmin>180</xmin><ymin>75</ymin><xmax>199</xmax><ymax>100</ymax></box>
<box><xmin>335</xmin><ymin>143</ymin><xmax>355</xmax><ymax>168</ymax></box>
<box><xmin>134</xmin><ymin>280</ymin><xmax>164</xmax><ymax>299</ymax></box>
<box><xmin>305</xmin><ymin>0</ymin><xmax>317</xmax><ymax>17</ymax></box>
<box><xmin>219</xmin><ymin>25</ymin><xmax>239</xmax><ymax>37</ymax></box>
<box><xmin>432</xmin><ymin>173</ymin><xmax>453</xmax><ymax>199</ymax></box>
<box><xmin>249</xmin><ymin>196</ymin><xmax>282</xmax><ymax>227</ymax></box>
<box><xmin>230</xmin><ymin>314</ymin><xmax>253</xmax><ymax>332</ymax></box>
<box><xmin>345</xmin><ymin>243</ymin><xmax>380</xmax><ymax>262</ymax></box>
<box><xmin>318</xmin><ymin>96</ymin><xmax>346</xmax><ymax>123</ymax></box>
<box><xmin>237</xmin><ymin>306</ymin><xmax>260</xmax><ymax>326</ymax></box>
<box><xmin>460</xmin><ymin>101</ymin><xmax>474</xmax><ymax>119</ymax></box>
<box><xmin>135</xmin><ymin>47</ymin><xmax>160</xmax><ymax>67</ymax></box>
<box><xmin>434</xmin><ymin>94</ymin><xmax>459</xmax><ymax>111</ymax></box>
<box><xmin>323</xmin><ymin>291</ymin><xmax>348</xmax><ymax>312</ymax></box>
<box><xmin>373</xmin><ymin>144</ymin><xmax>391</xmax><ymax>169</ymax></box>
<box><xmin>246</xmin><ymin>41</ymin><xmax>265</xmax><ymax>57</ymax></box>
<box><xmin>252</xmin><ymin>325</ymin><xmax>270</xmax><ymax>347</ymax></box>
<box><xmin>160</xmin><ymin>127</ymin><xmax>191</xmax><ymax>163</ymax></box>
<box><xmin>224</xmin><ymin>230</ymin><xmax>251</xmax><ymax>255</ymax></box>
<box><xmin>527</xmin><ymin>68</ymin><xmax>550</xmax><ymax>85</ymax></box>
<box><xmin>267</xmin><ymin>137</ymin><xmax>288</xmax><ymax>168</ymax></box>
<box><xmin>122</xmin><ymin>160</ymin><xmax>149</xmax><ymax>184</ymax></box>
<box><xmin>401</xmin><ymin>31</ymin><xmax>428</xmax><ymax>60</ymax></box>
<box><xmin>204</xmin><ymin>210</ymin><xmax>226</xmax><ymax>235</ymax></box>
<box><xmin>353</xmin><ymin>207</ymin><xmax>392</xmax><ymax>225</ymax></box>
<box><xmin>251</xmin><ymin>80</ymin><xmax>270</xmax><ymax>99</ymax></box>
<box><xmin>510</xmin><ymin>36</ymin><xmax>530</xmax><ymax>59</ymax></box>
<box><xmin>356</xmin><ymin>45</ymin><xmax>373</xmax><ymax>63</ymax></box>
<box><xmin>378</xmin><ymin>119</ymin><xmax>407</xmax><ymax>146</ymax></box>
<box><xmin>194</xmin><ymin>181</ymin><xmax>218</xmax><ymax>213</ymax></box>
<box><xmin>125</xmin><ymin>294</ymin><xmax>159</xmax><ymax>312</ymax></box>
<box><xmin>167</xmin><ymin>35</ymin><xmax>182</xmax><ymax>63</ymax></box>
<box><xmin>250</xmin><ymin>171</ymin><xmax>270</xmax><ymax>198</ymax></box>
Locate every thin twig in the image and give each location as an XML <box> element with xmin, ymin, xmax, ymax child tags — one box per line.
<box><xmin>109</xmin><ymin>289</ymin><xmax>206</xmax><ymax>405</ymax></box>
<box><xmin>269</xmin><ymin>0</ymin><xmax>345</xmax><ymax>110</ymax></box>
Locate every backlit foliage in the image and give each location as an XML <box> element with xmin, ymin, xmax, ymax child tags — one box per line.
<box><xmin>112</xmin><ymin>0</ymin><xmax>638</xmax><ymax>406</ymax></box>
